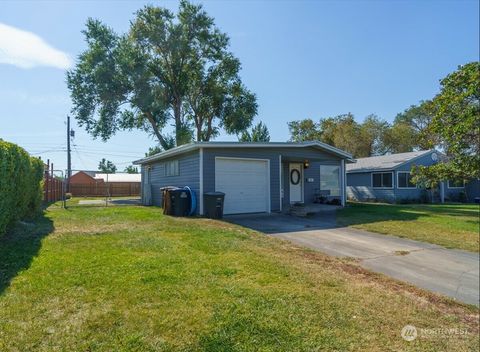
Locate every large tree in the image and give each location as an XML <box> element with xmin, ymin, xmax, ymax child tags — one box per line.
<box><xmin>412</xmin><ymin>62</ymin><xmax>480</xmax><ymax>187</ymax></box>
<box><xmin>67</xmin><ymin>1</ymin><xmax>256</xmax><ymax>150</ymax></box>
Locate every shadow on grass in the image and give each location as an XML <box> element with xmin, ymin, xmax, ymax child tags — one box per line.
<box><xmin>0</xmin><ymin>212</ymin><xmax>54</xmax><ymax>295</ymax></box>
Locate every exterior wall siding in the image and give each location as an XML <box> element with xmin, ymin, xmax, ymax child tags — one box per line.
<box><xmin>347</xmin><ymin>172</ymin><xmax>396</xmax><ymax>202</ymax></box>
<box><xmin>141</xmin><ymin>150</ymin><xmax>200</xmax><ymax>212</ymax></box>
<box><xmin>202</xmin><ymin>148</ymin><xmax>281</xmax><ymax>212</ymax></box>
<box><xmin>465</xmin><ymin>179</ymin><xmax>480</xmax><ymax>201</ymax></box>
<box><xmin>393</xmin><ymin>151</ymin><xmax>437</xmax><ymax>201</ymax></box>
<box><xmin>203</xmin><ymin>147</ymin><xmax>344</xmax><ymax>213</ymax></box>
<box><xmin>283</xmin><ymin>160</ymin><xmax>342</xmax><ymax>207</ymax></box>
<box><xmin>142</xmin><ymin>145</ymin><xmax>347</xmax><ymax>214</ymax></box>
<box><xmin>345</xmin><ymin>151</ymin><xmax>466</xmax><ymax>203</ymax></box>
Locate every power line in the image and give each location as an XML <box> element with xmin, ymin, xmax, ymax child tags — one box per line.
<box><xmin>73</xmin><ymin>145</ymin><xmax>146</xmax><ymax>155</ymax></box>
<box><xmin>75</xmin><ymin>150</ymin><xmax>143</xmax><ymax>158</ymax></box>
<box><xmin>30</xmin><ymin>148</ymin><xmax>67</xmax><ymax>155</ymax></box>
<box><xmin>72</xmin><ymin>144</ymin><xmax>88</xmax><ymax>170</ymax></box>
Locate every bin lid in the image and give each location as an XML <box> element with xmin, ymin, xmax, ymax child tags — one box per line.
<box><xmin>204</xmin><ymin>192</ymin><xmax>225</xmax><ymax>196</ymax></box>
<box><xmin>170</xmin><ymin>189</ymin><xmax>188</xmax><ymax>194</ymax></box>
<box><xmin>160</xmin><ymin>186</ymin><xmax>180</xmax><ymax>191</ymax></box>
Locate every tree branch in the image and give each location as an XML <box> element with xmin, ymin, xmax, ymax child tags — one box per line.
<box><xmin>144</xmin><ymin>111</ymin><xmax>169</xmax><ymax>150</ymax></box>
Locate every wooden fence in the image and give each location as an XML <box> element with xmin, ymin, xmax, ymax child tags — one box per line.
<box><xmin>43</xmin><ymin>161</ymin><xmax>65</xmax><ymax>203</ymax></box>
<box><xmin>69</xmin><ymin>182</ymin><xmax>140</xmax><ymax>197</ymax></box>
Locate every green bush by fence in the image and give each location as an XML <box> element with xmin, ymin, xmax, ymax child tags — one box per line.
<box><xmin>0</xmin><ymin>140</ymin><xmax>44</xmax><ymax>236</ymax></box>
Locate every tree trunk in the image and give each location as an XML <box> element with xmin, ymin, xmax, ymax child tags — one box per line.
<box><xmin>144</xmin><ymin>112</ymin><xmax>169</xmax><ymax>150</ymax></box>
<box><xmin>196</xmin><ymin>123</ymin><xmax>202</xmax><ymax>141</ymax></box>
<box><xmin>205</xmin><ymin>117</ymin><xmax>213</xmax><ymax>141</ymax></box>
<box><xmin>173</xmin><ymin>98</ymin><xmax>182</xmax><ymax>145</ymax></box>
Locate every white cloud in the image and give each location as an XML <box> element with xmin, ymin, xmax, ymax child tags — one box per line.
<box><xmin>0</xmin><ymin>22</ymin><xmax>72</xmax><ymax>70</ymax></box>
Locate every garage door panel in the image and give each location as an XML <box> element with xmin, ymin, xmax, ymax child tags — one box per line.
<box><xmin>215</xmin><ymin>158</ymin><xmax>269</xmax><ymax>214</ymax></box>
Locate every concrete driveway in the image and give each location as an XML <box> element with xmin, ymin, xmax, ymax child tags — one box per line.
<box><xmin>226</xmin><ymin>212</ymin><xmax>480</xmax><ymax>306</ymax></box>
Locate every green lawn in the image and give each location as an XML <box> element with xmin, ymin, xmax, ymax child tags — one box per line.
<box><xmin>0</xmin><ymin>205</ymin><xmax>478</xmax><ymax>351</ymax></box>
<box><xmin>336</xmin><ymin>202</ymin><xmax>480</xmax><ymax>252</ymax></box>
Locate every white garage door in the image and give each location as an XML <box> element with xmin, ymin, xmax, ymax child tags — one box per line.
<box><xmin>215</xmin><ymin>158</ymin><xmax>270</xmax><ymax>214</ymax></box>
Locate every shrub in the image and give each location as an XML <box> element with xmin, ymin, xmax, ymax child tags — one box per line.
<box><xmin>0</xmin><ymin>140</ymin><xmax>44</xmax><ymax>236</ymax></box>
<box><xmin>419</xmin><ymin>190</ymin><xmax>429</xmax><ymax>203</ymax></box>
<box><xmin>328</xmin><ymin>198</ymin><xmax>341</xmax><ymax>205</ymax></box>
<box><xmin>397</xmin><ymin>197</ymin><xmax>416</xmax><ymax>204</ymax></box>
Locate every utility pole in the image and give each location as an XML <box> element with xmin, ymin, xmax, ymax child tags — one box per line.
<box><xmin>67</xmin><ymin>115</ymin><xmax>72</xmax><ymax>192</ymax></box>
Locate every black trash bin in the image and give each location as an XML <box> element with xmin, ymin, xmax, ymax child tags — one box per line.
<box><xmin>170</xmin><ymin>189</ymin><xmax>191</xmax><ymax>216</ymax></box>
<box><xmin>204</xmin><ymin>192</ymin><xmax>225</xmax><ymax>219</ymax></box>
<box><xmin>161</xmin><ymin>186</ymin><xmax>179</xmax><ymax>215</ymax></box>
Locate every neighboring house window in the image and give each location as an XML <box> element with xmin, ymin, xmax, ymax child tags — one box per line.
<box><xmin>165</xmin><ymin>160</ymin><xmax>179</xmax><ymax>176</ymax></box>
<box><xmin>397</xmin><ymin>172</ymin><xmax>416</xmax><ymax>188</ymax></box>
<box><xmin>448</xmin><ymin>179</ymin><xmax>464</xmax><ymax>188</ymax></box>
<box><xmin>320</xmin><ymin>165</ymin><xmax>340</xmax><ymax>196</ymax></box>
<box><xmin>372</xmin><ymin>172</ymin><xmax>393</xmax><ymax>188</ymax></box>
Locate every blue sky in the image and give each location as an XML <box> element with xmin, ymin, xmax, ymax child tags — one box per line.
<box><xmin>0</xmin><ymin>0</ymin><xmax>478</xmax><ymax>172</ymax></box>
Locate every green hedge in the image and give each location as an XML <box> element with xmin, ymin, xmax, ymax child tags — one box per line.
<box><xmin>0</xmin><ymin>140</ymin><xmax>44</xmax><ymax>236</ymax></box>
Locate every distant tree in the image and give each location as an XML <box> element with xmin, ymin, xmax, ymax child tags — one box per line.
<box><xmin>287</xmin><ymin>119</ymin><xmax>322</xmax><ymax>142</ymax></box>
<box><xmin>144</xmin><ymin>137</ymin><xmax>176</xmax><ymax>157</ymax></box>
<box><xmin>360</xmin><ymin>114</ymin><xmax>390</xmax><ymax>155</ymax></box>
<box><xmin>288</xmin><ymin>114</ymin><xmax>384</xmax><ymax>158</ymax></box>
<box><xmin>412</xmin><ymin>62</ymin><xmax>480</xmax><ymax>190</ymax></box>
<box><xmin>124</xmin><ymin>165</ymin><xmax>138</xmax><ymax>174</ymax></box>
<box><xmin>327</xmin><ymin>114</ymin><xmax>372</xmax><ymax>158</ymax></box>
<box><xmin>67</xmin><ymin>1</ymin><xmax>257</xmax><ymax>150</ymax></box>
<box><xmin>98</xmin><ymin>158</ymin><xmax>117</xmax><ymax>173</ymax></box>
<box><xmin>382</xmin><ymin>122</ymin><xmax>417</xmax><ymax>154</ymax></box>
<box><xmin>239</xmin><ymin>122</ymin><xmax>270</xmax><ymax>142</ymax></box>
<box><xmin>145</xmin><ymin>146</ymin><xmax>162</xmax><ymax>157</ymax></box>
<box><xmin>393</xmin><ymin>102</ymin><xmax>434</xmax><ymax>151</ymax></box>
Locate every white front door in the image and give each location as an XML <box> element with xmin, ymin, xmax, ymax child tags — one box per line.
<box><xmin>289</xmin><ymin>163</ymin><xmax>303</xmax><ymax>203</ymax></box>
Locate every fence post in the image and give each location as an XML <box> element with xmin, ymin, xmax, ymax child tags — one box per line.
<box><xmin>51</xmin><ymin>163</ymin><xmax>54</xmax><ymax>202</ymax></box>
<box><xmin>45</xmin><ymin>159</ymin><xmax>49</xmax><ymax>203</ymax></box>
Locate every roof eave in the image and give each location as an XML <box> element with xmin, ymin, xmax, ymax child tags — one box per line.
<box><xmin>133</xmin><ymin>141</ymin><xmax>355</xmax><ymax>165</ymax></box>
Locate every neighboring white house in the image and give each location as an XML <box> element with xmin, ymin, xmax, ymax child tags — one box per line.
<box><xmin>94</xmin><ymin>173</ymin><xmax>141</xmax><ymax>183</ymax></box>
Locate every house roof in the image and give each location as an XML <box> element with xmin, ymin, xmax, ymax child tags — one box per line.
<box><xmin>72</xmin><ymin>170</ymin><xmax>97</xmax><ymax>178</ymax></box>
<box><xmin>346</xmin><ymin>150</ymin><xmax>435</xmax><ymax>173</ymax></box>
<box><xmin>133</xmin><ymin>141</ymin><xmax>355</xmax><ymax>165</ymax></box>
<box><xmin>94</xmin><ymin>173</ymin><xmax>141</xmax><ymax>183</ymax></box>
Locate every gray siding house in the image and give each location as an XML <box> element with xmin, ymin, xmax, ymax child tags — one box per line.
<box><xmin>347</xmin><ymin>150</ymin><xmax>479</xmax><ymax>203</ymax></box>
<box><xmin>134</xmin><ymin>142</ymin><xmax>354</xmax><ymax>215</ymax></box>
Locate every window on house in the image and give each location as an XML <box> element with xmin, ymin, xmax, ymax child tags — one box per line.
<box><xmin>372</xmin><ymin>172</ymin><xmax>393</xmax><ymax>188</ymax></box>
<box><xmin>397</xmin><ymin>172</ymin><xmax>415</xmax><ymax>188</ymax></box>
<box><xmin>165</xmin><ymin>160</ymin><xmax>179</xmax><ymax>176</ymax></box>
<box><xmin>320</xmin><ymin>165</ymin><xmax>340</xmax><ymax>196</ymax></box>
<box><xmin>448</xmin><ymin>179</ymin><xmax>464</xmax><ymax>188</ymax></box>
